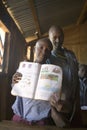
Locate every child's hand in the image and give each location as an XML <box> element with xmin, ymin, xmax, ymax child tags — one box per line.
<box><xmin>12</xmin><ymin>72</ymin><xmax>22</xmax><ymax>85</ymax></box>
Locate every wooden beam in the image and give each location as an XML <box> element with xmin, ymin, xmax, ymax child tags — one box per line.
<box><xmin>25</xmin><ymin>32</ymin><xmax>48</xmax><ymax>43</ymax></box>
<box><xmin>0</xmin><ymin>20</ymin><xmax>9</xmax><ymax>32</ymax></box>
<box><xmin>25</xmin><ymin>35</ymin><xmax>37</xmax><ymax>43</ymax></box>
<box><xmin>77</xmin><ymin>0</ymin><xmax>87</xmax><ymax>25</ymax></box>
<box><xmin>28</xmin><ymin>0</ymin><xmax>41</xmax><ymax>38</ymax></box>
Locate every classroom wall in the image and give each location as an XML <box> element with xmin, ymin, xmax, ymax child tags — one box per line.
<box><xmin>64</xmin><ymin>22</ymin><xmax>87</xmax><ymax>64</ymax></box>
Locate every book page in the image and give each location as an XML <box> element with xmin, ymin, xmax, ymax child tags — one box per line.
<box><xmin>35</xmin><ymin>64</ymin><xmax>62</xmax><ymax>101</ymax></box>
<box><xmin>11</xmin><ymin>61</ymin><xmax>41</xmax><ymax>98</ymax></box>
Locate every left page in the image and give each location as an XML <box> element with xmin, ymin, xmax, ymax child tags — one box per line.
<box><xmin>11</xmin><ymin>61</ymin><xmax>41</xmax><ymax>98</ymax></box>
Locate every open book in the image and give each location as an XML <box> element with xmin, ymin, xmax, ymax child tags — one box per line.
<box><xmin>11</xmin><ymin>61</ymin><xmax>63</xmax><ymax>101</ymax></box>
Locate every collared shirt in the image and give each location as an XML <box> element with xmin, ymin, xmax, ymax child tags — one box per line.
<box><xmin>12</xmin><ymin>96</ymin><xmax>51</xmax><ymax>121</ymax></box>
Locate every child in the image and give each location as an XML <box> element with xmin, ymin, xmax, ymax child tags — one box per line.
<box><xmin>11</xmin><ymin>38</ymin><xmax>54</xmax><ymax>125</ymax></box>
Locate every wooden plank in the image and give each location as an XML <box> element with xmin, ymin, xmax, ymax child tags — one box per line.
<box><xmin>28</xmin><ymin>0</ymin><xmax>41</xmax><ymax>38</ymax></box>
<box><xmin>0</xmin><ymin>120</ymin><xmax>87</xmax><ymax>130</ymax></box>
<box><xmin>77</xmin><ymin>0</ymin><xmax>87</xmax><ymax>25</ymax></box>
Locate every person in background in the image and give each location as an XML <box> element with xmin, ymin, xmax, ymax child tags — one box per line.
<box><xmin>11</xmin><ymin>38</ymin><xmax>55</xmax><ymax>125</ymax></box>
<box><xmin>78</xmin><ymin>64</ymin><xmax>87</xmax><ymax>107</ymax></box>
<box><xmin>47</xmin><ymin>25</ymin><xmax>81</xmax><ymax>127</ymax></box>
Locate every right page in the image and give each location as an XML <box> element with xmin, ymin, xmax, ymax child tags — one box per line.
<box><xmin>35</xmin><ymin>64</ymin><xmax>63</xmax><ymax>101</ymax></box>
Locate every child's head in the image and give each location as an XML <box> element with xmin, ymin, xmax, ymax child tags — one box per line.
<box><xmin>34</xmin><ymin>38</ymin><xmax>53</xmax><ymax>64</ymax></box>
<box><xmin>78</xmin><ymin>64</ymin><xmax>87</xmax><ymax>78</ymax></box>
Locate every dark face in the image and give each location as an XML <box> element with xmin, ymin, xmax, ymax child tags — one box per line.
<box><xmin>34</xmin><ymin>40</ymin><xmax>52</xmax><ymax>64</ymax></box>
<box><xmin>78</xmin><ymin>66</ymin><xmax>85</xmax><ymax>78</ymax></box>
<box><xmin>49</xmin><ymin>30</ymin><xmax>61</xmax><ymax>50</ymax></box>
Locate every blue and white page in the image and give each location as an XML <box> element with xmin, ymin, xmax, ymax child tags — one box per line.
<box><xmin>35</xmin><ymin>64</ymin><xmax>63</xmax><ymax>101</ymax></box>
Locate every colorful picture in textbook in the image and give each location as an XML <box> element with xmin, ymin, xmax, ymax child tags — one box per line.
<box><xmin>35</xmin><ymin>64</ymin><xmax>62</xmax><ymax>100</ymax></box>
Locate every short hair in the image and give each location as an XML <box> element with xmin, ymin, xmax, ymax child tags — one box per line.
<box><xmin>49</xmin><ymin>25</ymin><xmax>64</xmax><ymax>44</ymax></box>
<box><xmin>36</xmin><ymin>38</ymin><xmax>53</xmax><ymax>50</ymax></box>
<box><xmin>79</xmin><ymin>64</ymin><xmax>86</xmax><ymax>70</ymax></box>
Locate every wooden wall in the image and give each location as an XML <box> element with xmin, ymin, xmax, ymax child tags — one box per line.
<box><xmin>64</xmin><ymin>22</ymin><xmax>87</xmax><ymax>64</ymax></box>
<box><xmin>0</xmin><ymin>1</ymin><xmax>26</xmax><ymax>120</ymax></box>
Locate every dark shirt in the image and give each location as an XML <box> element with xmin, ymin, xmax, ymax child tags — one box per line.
<box><xmin>80</xmin><ymin>77</ymin><xmax>87</xmax><ymax>106</ymax></box>
<box><xmin>47</xmin><ymin>48</ymin><xmax>80</xmax><ymax>123</ymax></box>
